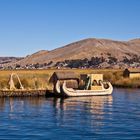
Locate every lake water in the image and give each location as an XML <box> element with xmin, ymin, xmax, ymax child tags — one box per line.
<box><xmin>0</xmin><ymin>88</ymin><xmax>140</xmax><ymax>140</ymax></box>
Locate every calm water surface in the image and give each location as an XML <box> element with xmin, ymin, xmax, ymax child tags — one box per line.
<box><xmin>0</xmin><ymin>88</ymin><xmax>140</xmax><ymax>140</ymax></box>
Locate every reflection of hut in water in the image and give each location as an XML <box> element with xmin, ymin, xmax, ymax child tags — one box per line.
<box><xmin>49</xmin><ymin>72</ymin><xmax>79</xmax><ymax>92</ymax></box>
<box><xmin>54</xmin><ymin>96</ymin><xmax>113</xmax><ymax>114</ymax></box>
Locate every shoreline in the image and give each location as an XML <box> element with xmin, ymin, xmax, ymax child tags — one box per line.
<box><xmin>0</xmin><ymin>69</ymin><xmax>139</xmax><ymax>97</ymax></box>
<box><xmin>113</xmin><ymin>85</ymin><xmax>140</xmax><ymax>89</ymax></box>
<box><xmin>0</xmin><ymin>89</ymin><xmax>54</xmax><ymax>97</ymax></box>
<box><xmin>0</xmin><ymin>86</ymin><xmax>138</xmax><ymax>97</ymax></box>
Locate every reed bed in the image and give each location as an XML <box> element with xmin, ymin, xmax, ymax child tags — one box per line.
<box><xmin>0</xmin><ymin>69</ymin><xmax>139</xmax><ymax>90</ymax></box>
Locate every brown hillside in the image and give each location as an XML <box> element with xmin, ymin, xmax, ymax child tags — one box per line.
<box><xmin>14</xmin><ymin>38</ymin><xmax>140</xmax><ymax>66</ymax></box>
<box><xmin>0</xmin><ymin>57</ymin><xmax>23</xmax><ymax>65</ymax></box>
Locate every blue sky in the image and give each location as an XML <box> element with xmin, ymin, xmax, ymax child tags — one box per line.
<box><xmin>0</xmin><ymin>0</ymin><xmax>140</xmax><ymax>56</ymax></box>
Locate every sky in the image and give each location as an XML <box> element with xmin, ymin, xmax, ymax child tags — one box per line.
<box><xmin>0</xmin><ymin>0</ymin><xmax>140</xmax><ymax>57</ymax></box>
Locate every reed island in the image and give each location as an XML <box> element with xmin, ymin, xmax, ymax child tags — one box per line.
<box><xmin>0</xmin><ymin>68</ymin><xmax>140</xmax><ymax>97</ymax></box>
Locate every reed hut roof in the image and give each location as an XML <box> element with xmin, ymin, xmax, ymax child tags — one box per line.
<box><xmin>124</xmin><ymin>68</ymin><xmax>140</xmax><ymax>74</ymax></box>
<box><xmin>53</xmin><ymin>71</ymin><xmax>79</xmax><ymax>80</ymax></box>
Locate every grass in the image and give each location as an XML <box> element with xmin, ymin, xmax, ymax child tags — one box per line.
<box><xmin>115</xmin><ymin>78</ymin><xmax>140</xmax><ymax>88</ymax></box>
<box><xmin>0</xmin><ymin>70</ymin><xmax>50</xmax><ymax>90</ymax></box>
<box><xmin>0</xmin><ymin>69</ymin><xmax>140</xmax><ymax>90</ymax></box>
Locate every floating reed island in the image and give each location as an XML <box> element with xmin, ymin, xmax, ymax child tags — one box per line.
<box><xmin>0</xmin><ymin>69</ymin><xmax>140</xmax><ymax>97</ymax></box>
<box><xmin>0</xmin><ymin>73</ymin><xmax>49</xmax><ymax>97</ymax></box>
<box><xmin>0</xmin><ymin>90</ymin><xmax>47</xmax><ymax>97</ymax></box>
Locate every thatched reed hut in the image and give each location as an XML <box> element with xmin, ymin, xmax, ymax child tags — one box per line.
<box><xmin>123</xmin><ymin>69</ymin><xmax>140</xmax><ymax>79</ymax></box>
<box><xmin>49</xmin><ymin>72</ymin><xmax>79</xmax><ymax>92</ymax></box>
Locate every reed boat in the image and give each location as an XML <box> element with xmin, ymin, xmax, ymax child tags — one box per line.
<box><xmin>55</xmin><ymin>80</ymin><xmax>61</xmax><ymax>94</ymax></box>
<box><xmin>55</xmin><ymin>73</ymin><xmax>113</xmax><ymax>97</ymax></box>
<box><xmin>61</xmin><ymin>81</ymin><xmax>113</xmax><ymax>97</ymax></box>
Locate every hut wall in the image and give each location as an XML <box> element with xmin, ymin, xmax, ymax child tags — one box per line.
<box><xmin>49</xmin><ymin>72</ymin><xmax>79</xmax><ymax>91</ymax></box>
<box><xmin>59</xmin><ymin>80</ymin><xmax>78</xmax><ymax>89</ymax></box>
<box><xmin>79</xmin><ymin>74</ymin><xmax>103</xmax><ymax>89</ymax></box>
<box><xmin>90</xmin><ymin>74</ymin><xmax>103</xmax><ymax>82</ymax></box>
<box><xmin>129</xmin><ymin>73</ymin><xmax>140</xmax><ymax>79</ymax></box>
<box><xmin>91</xmin><ymin>86</ymin><xmax>103</xmax><ymax>90</ymax></box>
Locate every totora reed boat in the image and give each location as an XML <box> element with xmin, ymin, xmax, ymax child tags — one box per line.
<box><xmin>55</xmin><ymin>74</ymin><xmax>113</xmax><ymax>97</ymax></box>
<box><xmin>62</xmin><ymin>81</ymin><xmax>113</xmax><ymax>97</ymax></box>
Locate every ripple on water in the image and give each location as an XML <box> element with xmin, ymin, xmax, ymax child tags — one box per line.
<box><xmin>0</xmin><ymin>89</ymin><xmax>140</xmax><ymax>139</ymax></box>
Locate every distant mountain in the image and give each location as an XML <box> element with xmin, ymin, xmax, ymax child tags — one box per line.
<box><xmin>21</xmin><ymin>50</ymin><xmax>49</xmax><ymax>64</ymax></box>
<box><xmin>4</xmin><ymin>38</ymin><xmax>140</xmax><ymax>69</ymax></box>
<box><xmin>0</xmin><ymin>57</ymin><xmax>23</xmax><ymax>65</ymax></box>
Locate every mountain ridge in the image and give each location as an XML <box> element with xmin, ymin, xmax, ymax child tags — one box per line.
<box><xmin>2</xmin><ymin>38</ymin><xmax>140</xmax><ymax>69</ymax></box>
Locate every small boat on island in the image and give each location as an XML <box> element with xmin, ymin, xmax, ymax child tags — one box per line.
<box><xmin>55</xmin><ymin>74</ymin><xmax>113</xmax><ymax>97</ymax></box>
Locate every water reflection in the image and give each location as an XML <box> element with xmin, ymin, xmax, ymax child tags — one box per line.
<box><xmin>0</xmin><ymin>96</ymin><xmax>113</xmax><ymax>114</ymax></box>
<box><xmin>0</xmin><ymin>98</ymin><xmax>5</xmax><ymax>111</ymax></box>
<box><xmin>0</xmin><ymin>89</ymin><xmax>140</xmax><ymax>139</ymax></box>
<box><xmin>8</xmin><ymin>97</ymin><xmax>46</xmax><ymax>112</ymax></box>
<box><xmin>52</xmin><ymin>96</ymin><xmax>113</xmax><ymax>128</ymax></box>
<box><xmin>53</xmin><ymin>96</ymin><xmax>113</xmax><ymax>113</ymax></box>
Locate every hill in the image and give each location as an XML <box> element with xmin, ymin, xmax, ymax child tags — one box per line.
<box><xmin>4</xmin><ymin>38</ymin><xmax>140</xmax><ymax>69</ymax></box>
<box><xmin>0</xmin><ymin>57</ymin><xmax>23</xmax><ymax>65</ymax></box>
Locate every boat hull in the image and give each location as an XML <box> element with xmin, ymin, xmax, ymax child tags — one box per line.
<box><xmin>55</xmin><ymin>81</ymin><xmax>61</xmax><ymax>94</ymax></box>
<box><xmin>62</xmin><ymin>82</ymin><xmax>113</xmax><ymax>97</ymax></box>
